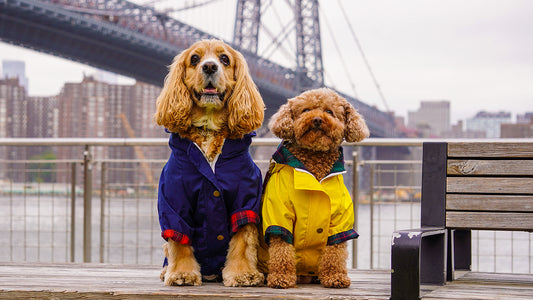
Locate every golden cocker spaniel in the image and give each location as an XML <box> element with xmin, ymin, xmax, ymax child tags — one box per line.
<box><xmin>154</xmin><ymin>39</ymin><xmax>265</xmax><ymax>161</ymax></box>
<box><xmin>155</xmin><ymin>39</ymin><xmax>265</xmax><ymax>287</ymax></box>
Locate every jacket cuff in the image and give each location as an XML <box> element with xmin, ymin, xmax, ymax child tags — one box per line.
<box><xmin>327</xmin><ymin>229</ymin><xmax>359</xmax><ymax>245</ymax></box>
<box><xmin>231</xmin><ymin>210</ymin><xmax>259</xmax><ymax>233</ymax></box>
<box><xmin>162</xmin><ymin>229</ymin><xmax>191</xmax><ymax>245</ymax></box>
<box><xmin>265</xmin><ymin>225</ymin><xmax>294</xmax><ymax>245</ymax></box>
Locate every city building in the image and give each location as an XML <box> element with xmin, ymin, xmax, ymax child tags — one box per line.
<box><xmin>56</xmin><ymin>75</ymin><xmax>165</xmax><ymax>184</ymax></box>
<box><xmin>0</xmin><ymin>78</ymin><xmax>27</xmax><ymax>138</ymax></box>
<box><xmin>501</xmin><ymin>118</ymin><xmax>533</xmax><ymax>138</ymax></box>
<box><xmin>2</xmin><ymin>60</ymin><xmax>29</xmax><ymax>93</ymax></box>
<box><xmin>517</xmin><ymin>112</ymin><xmax>533</xmax><ymax>124</ymax></box>
<box><xmin>441</xmin><ymin>120</ymin><xmax>486</xmax><ymax>138</ymax></box>
<box><xmin>0</xmin><ymin>78</ymin><xmax>28</xmax><ymax>181</ymax></box>
<box><xmin>466</xmin><ymin>111</ymin><xmax>511</xmax><ymax>138</ymax></box>
<box><xmin>407</xmin><ymin>100</ymin><xmax>450</xmax><ymax>137</ymax></box>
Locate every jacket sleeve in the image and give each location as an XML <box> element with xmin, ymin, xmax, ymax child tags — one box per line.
<box><xmin>157</xmin><ymin>162</ymin><xmax>194</xmax><ymax>244</ymax></box>
<box><xmin>261</xmin><ymin>165</ymin><xmax>295</xmax><ymax>245</ymax></box>
<box><xmin>218</xmin><ymin>151</ymin><xmax>262</xmax><ymax>234</ymax></box>
<box><xmin>327</xmin><ymin>176</ymin><xmax>358</xmax><ymax>245</ymax></box>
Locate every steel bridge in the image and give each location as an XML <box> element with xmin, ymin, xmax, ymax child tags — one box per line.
<box><xmin>0</xmin><ymin>0</ymin><xmax>395</xmax><ymax>136</ymax></box>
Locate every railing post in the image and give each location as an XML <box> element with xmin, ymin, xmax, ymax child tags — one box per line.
<box><xmin>100</xmin><ymin>162</ymin><xmax>106</xmax><ymax>263</ymax></box>
<box><xmin>352</xmin><ymin>150</ymin><xmax>359</xmax><ymax>269</ymax></box>
<box><xmin>70</xmin><ymin>162</ymin><xmax>76</xmax><ymax>262</ymax></box>
<box><xmin>369</xmin><ymin>164</ymin><xmax>374</xmax><ymax>269</ymax></box>
<box><xmin>83</xmin><ymin>145</ymin><xmax>92</xmax><ymax>262</ymax></box>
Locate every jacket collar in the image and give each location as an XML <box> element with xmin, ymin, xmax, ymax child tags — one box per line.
<box><xmin>167</xmin><ymin>130</ymin><xmax>255</xmax><ymax>159</ymax></box>
<box><xmin>272</xmin><ymin>141</ymin><xmax>345</xmax><ymax>175</ymax></box>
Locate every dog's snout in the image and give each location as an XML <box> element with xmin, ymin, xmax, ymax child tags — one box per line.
<box><xmin>202</xmin><ymin>62</ymin><xmax>218</xmax><ymax>75</ymax></box>
<box><xmin>312</xmin><ymin>117</ymin><xmax>322</xmax><ymax>127</ymax></box>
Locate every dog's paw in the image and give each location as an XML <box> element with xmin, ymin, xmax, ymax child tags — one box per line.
<box><xmin>320</xmin><ymin>273</ymin><xmax>351</xmax><ymax>288</ymax></box>
<box><xmin>223</xmin><ymin>270</ymin><xmax>264</xmax><ymax>287</ymax></box>
<box><xmin>160</xmin><ymin>266</ymin><xmax>167</xmax><ymax>282</ymax></box>
<box><xmin>267</xmin><ymin>272</ymin><xmax>297</xmax><ymax>289</ymax></box>
<box><xmin>164</xmin><ymin>270</ymin><xmax>202</xmax><ymax>286</ymax></box>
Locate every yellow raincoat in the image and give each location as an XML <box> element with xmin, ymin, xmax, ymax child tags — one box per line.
<box><xmin>260</xmin><ymin>143</ymin><xmax>358</xmax><ymax>276</ymax></box>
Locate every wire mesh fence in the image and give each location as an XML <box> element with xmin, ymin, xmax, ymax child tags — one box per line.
<box><xmin>0</xmin><ymin>138</ymin><xmax>531</xmax><ymax>274</ymax></box>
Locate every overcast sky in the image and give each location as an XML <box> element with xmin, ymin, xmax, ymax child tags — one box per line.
<box><xmin>1</xmin><ymin>0</ymin><xmax>532</xmax><ymax>124</ymax></box>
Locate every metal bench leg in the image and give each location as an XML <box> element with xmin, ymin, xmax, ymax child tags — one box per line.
<box><xmin>420</xmin><ymin>232</ymin><xmax>447</xmax><ymax>285</ymax></box>
<box><xmin>391</xmin><ymin>229</ymin><xmax>447</xmax><ymax>300</ymax></box>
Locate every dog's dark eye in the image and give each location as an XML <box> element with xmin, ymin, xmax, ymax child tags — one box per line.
<box><xmin>219</xmin><ymin>54</ymin><xmax>230</xmax><ymax>66</ymax></box>
<box><xmin>325</xmin><ymin>109</ymin><xmax>334</xmax><ymax>115</ymax></box>
<box><xmin>190</xmin><ymin>54</ymin><xmax>200</xmax><ymax>66</ymax></box>
<box><xmin>302</xmin><ymin>108</ymin><xmax>310</xmax><ymax>113</ymax></box>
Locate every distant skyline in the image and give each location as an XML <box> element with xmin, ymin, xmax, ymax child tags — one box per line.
<box><xmin>1</xmin><ymin>0</ymin><xmax>532</xmax><ymax>124</ymax></box>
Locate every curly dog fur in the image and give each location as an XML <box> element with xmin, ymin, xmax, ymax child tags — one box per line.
<box><xmin>264</xmin><ymin>88</ymin><xmax>369</xmax><ymax>288</ymax></box>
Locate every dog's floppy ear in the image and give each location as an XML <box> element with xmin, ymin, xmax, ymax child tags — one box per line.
<box><xmin>226</xmin><ymin>48</ymin><xmax>265</xmax><ymax>136</ymax></box>
<box><xmin>343</xmin><ymin>102</ymin><xmax>370</xmax><ymax>142</ymax></box>
<box><xmin>153</xmin><ymin>50</ymin><xmax>192</xmax><ymax>132</ymax></box>
<box><xmin>268</xmin><ymin>102</ymin><xmax>294</xmax><ymax>140</ymax></box>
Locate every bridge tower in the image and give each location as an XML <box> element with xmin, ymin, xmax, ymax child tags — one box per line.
<box><xmin>233</xmin><ymin>0</ymin><xmax>261</xmax><ymax>54</ymax></box>
<box><xmin>233</xmin><ymin>0</ymin><xmax>324</xmax><ymax>92</ymax></box>
<box><xmin>294</xmin><ymin>0</ymin><xmax>324</xmax><ymax>91</ymax></box>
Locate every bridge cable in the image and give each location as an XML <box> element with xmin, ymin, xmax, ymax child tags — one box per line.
<box><xmin>260</xmin><ymin>1</ymin><xmax>297</xmax><ymax>64</ymax></box>
<box><xmin>336</xmin><ymin>0</ymin><xmax>390</xmax><ymax>112</ymax></box>
<box><xmin>319</xmin><ymin>6</ymin><xmax>358</xmax><ymax>97</ymax></box>
<box><xmin>143</xmin><ymin>0</ymin><xmax>222</xmax><ymax>13</ymax></box>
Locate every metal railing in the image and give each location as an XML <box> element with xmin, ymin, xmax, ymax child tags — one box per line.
<box><xmin>0</xmin><ymin>138</ymin><xmax>531</xmax><ymax>274</ymax></box>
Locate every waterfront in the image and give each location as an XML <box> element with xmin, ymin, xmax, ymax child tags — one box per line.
<box><xmin>1</xmin><ymin>194</ymin><xmax>531</xmax><ymax>274</ymax></box>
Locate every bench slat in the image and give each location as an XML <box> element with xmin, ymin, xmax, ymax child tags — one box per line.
<box><xmin>447</xmin><ymin>177</ymin><xmax>533</xmax><ymax>194</ymax></box>
<box><xmin>446</xmin><ymin>194</ymin><xmax>533</xmax><ymax>212</ymax></box>
<box><xmin>447</xmin><ymin>160</ymin><xmax>533</xmax><ymax>176</ymax></box>
<box><xmin>448</xmin><ymin>142</ymin><xmax>533</xmax><ymax>158</ymax></box>
<box><xmin>446</xmin><ymin>211</ymin><xmax>533</xmax><ymax>231</ymax></box>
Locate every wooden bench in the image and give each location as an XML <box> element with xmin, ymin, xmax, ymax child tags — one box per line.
<box><xmin>390</xmin><ymin>141</ymin><xmax>533</xmax><ymax>300</ymax></box>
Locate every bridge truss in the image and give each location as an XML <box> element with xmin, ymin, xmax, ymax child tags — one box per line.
<box><xmin>0</xmin><ymin>0</ymin><xmax>395</xmax><ymax>137</ymax></box>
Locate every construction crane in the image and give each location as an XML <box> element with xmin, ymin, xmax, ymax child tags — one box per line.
<box><xmin>117</xmin><ymin>113</ymin><xmax>155</xmax><ymax>187</ymax></box>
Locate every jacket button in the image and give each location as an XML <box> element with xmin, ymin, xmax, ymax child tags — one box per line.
<box><xmin>213</xmin><ymin>190</ymin><xmax>220</xmax><ymax>197</ymax></box>
<box><xmin>217</xmin><ymin>235</ymin><xmax>224</xmax><ymax>240</ymax></box>
<box><xmin>316</xmin><ymin>228</ymin><xmax>323</xmax><ymax>233</ymax></box>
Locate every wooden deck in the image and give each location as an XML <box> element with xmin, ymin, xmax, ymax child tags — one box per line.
<box><xmin>1</xmin><ymin>263</ymin><xmax>533</xmax><ymax>299</ymax></box>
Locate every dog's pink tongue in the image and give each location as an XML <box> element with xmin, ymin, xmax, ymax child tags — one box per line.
<box><xmin>203</xmin><ymin>88</ymin><xmax>217</xmax><ymax>94</ymax></box>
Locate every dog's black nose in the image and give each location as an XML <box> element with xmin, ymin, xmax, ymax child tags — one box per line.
<box><xmin>202</xmin><ymin>62</ymin><xmax>218</xmax><ymax>75</ymax></box>
<box><xmin>312</xmin><ymin>117</ymin><xmax>322</xmax><ymax>127</ymax></box>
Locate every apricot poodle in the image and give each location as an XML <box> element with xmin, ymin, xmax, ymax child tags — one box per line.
<box><xmin>261</xmin><ymin>88</ymin><xmax>369</xmax><ymax>288</ymax></box>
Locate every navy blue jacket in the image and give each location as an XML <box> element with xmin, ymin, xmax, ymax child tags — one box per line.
<box><xmin>158</xmin><ymin>132</ymin><xmax>262</xmax><ymax>276</ymax></box>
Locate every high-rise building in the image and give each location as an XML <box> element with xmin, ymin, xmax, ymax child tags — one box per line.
<box><xmin>0</xmin><ymin>78</ymin><xmax>28</xmax><ymax>181</ymax></box>
<box><xmin>56</xmin><ymin>75</ymin><xmax>165</xmax><ymax>184</ymax></box>
<box><xmin>0</xmin><ymin>78</ymin><xmax>27</xmax><ymax>138</ymax></box>
<box><xmin>407</xmin><ymin>100</ymin><xmax>450</xmax><ymax>137</ymax></box>
<box><xmin>466</xmin><ymin>111</ymin><xmax>511</xmax><ymax>138</ymax></box>
<box><xmin>2</xmin><ymin>60</ymin><xmax>29</xmax><ymax>93</ymax></box>
<box><xmin>517</xmin><ymin>113</ymin><xmax>533</xmax><ymax>124</ymax></box>
<box><xmin>501</xmin><ymin>118</ymin><xmax>533</xmax><ymax>138</ymax></box>
<box><xmin>441</xmin><ymin>120</ymin><xmax>486</xmax><ymax>138</ymax></box>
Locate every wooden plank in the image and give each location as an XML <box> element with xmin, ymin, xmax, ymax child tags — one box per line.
<box><xmin>446</xmin><ymin>194</ymin><xmax>533</xmax><ymax>212</ymax></box>
<box><xmin>448</xmin><ymin>142</ymin><xmax>533</xmax><ymax>158</ymax></box>
<box><xmin>423</xmin><ymin>272</ymin><xmax>533</xmax><ymax>300</ymax></box>
<box><xmin>447</xmin><ymin>159</ymin><xmax>533</xmax><ymax>175</ymax></box>
<box><xmin>447</xmin><ymin>177</ymin><xmax>533</xmax><ymax>194</ymax></box>
<box><xmin>446</xmin><ymin>211</ymin><xmax>533</xmax><ymax>231</ymax></box>
<box><xmin>0</xmin><ymin>263</ymin><xmax>394</xmax><ymax>300</ymax></box>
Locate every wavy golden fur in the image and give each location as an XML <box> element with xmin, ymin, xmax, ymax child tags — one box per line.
<box><xmin>156</xmin><ymin>40</ymin><xmax>264</xmax><ymax>287</ymax></box>
<box><xmin>154</xmin><ymin>39</ymin><xmax>264</xmax><ymax>160</ymax></box>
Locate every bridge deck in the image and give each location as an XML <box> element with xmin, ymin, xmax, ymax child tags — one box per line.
<box><xmin>1</xmin><ymin>263</ymin><xmax>532</xmax><ymax>299</ymax></box>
